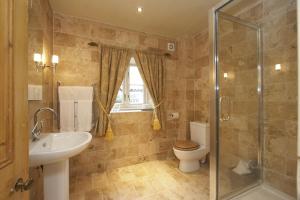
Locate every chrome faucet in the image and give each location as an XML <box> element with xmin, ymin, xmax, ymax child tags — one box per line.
<box><xmin>31</xmin><ymin>107</ymin><xmax>58</xmax><ymax>141</ymax></box>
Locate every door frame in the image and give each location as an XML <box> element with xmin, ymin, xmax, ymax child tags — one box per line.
<box><xmin>297</xmin><ymin>0</ymin><xmax>300</xmax><ymax>198</ymax></box>
<box><xmin>0</xmin><ymin>0</ymin><xmax>28</xmax><ymax>199</ymax></box>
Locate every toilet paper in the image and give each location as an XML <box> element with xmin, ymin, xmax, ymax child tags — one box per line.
<box><xmin>168</xmin><ymin>112</ymin><xmax>179</xmax><ymax>120</ymax></box>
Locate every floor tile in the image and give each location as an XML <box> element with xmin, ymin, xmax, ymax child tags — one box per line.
<box><xmin>70</xmin><ymin>160</ymin><xmax>209</xmax><ymax>200</ymax></box>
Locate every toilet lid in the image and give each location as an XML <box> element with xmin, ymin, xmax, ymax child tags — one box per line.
<box><xmin>174</xmin><ymin>140</ymin><xmax>200</xmax><ymax>151</ymax></box>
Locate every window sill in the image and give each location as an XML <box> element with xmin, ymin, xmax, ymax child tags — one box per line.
<box><xmin>111</xmin><ymin>108</ymin><xmax>153</xmax><ymax>114</ymax></box>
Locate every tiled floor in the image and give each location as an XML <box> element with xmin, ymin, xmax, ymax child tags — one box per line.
<box><xmin>70</xmin><ymin>160</ymin><xmax>209</xmax><ymax>200</ymax></box>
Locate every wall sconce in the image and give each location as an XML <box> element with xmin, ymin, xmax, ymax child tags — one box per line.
<box><xmin>33</xmin><ymin>53</ymin><xmax>59</xmax><ymax>72</ymax></box>
<box><xmin>275</xmin><ymin>64</ymin><xmax>281</xmax><ymax>71</ymax></box>
<box><xmin>52</xmin><ymin>55</ymin><xmax>59</xmax><ymax>71</ymax></box>
<box><xmin>224</xmin><ymin>72</ymin><xmax>228</xmax><ymax>80</ymax></box>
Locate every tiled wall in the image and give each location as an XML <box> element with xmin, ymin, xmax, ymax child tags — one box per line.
<box><xmin>71</xmin><ymin>112</ymin><xmax>177</xmax><ymax>175</ymax></box>
<box><xmin>234</xmin><ymin>0</ymin><xmax>297</xmax><ymax>196</ymax></box>
<box><xmin>260</xmin><ymin>0</ymin><xmax>297</xmax><ymax>196</ymax></box>
<box><xmin>174</xmin><ymin>32</ymin><xmax>210</xmax><ymax>140</ymax></box>
<box><xmin>185</xmin><ymin>0</ymin><xmax>297</xmax><ymax>197</ymax></box>
<box><xmin>26</xmin><ymin>0</ymin><xmax>297</xmax><ymax>198</ymax></box>
<box><xmin>28</xmin><ymin>0</ymin><xmax>54</xmax><ymax>199</ymax></box>
<box><xmin>193</xmin><ymin>31</ymin><xmax>210</xmax><ymax>123</ymax></box>
<box><xmin>52</xmin><ymin>13</ymin><xmax>202</xmax><ymax>176</ymax></box>
<box><xmin>172</xmin><ymin>36</ymin><xmax>193</xmax><ymax>139</ymax></box>
<box><xmin>28</xmin><ymin>0</ymin><xmax>54</xmax><ymax>134</ymax></box>
<box><xmin>216</xmin><ymin>0</ymin><xmax>297</xmax><ymax>197</ymax></box>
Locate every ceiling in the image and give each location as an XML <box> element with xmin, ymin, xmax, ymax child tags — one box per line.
<box><xmin>49</xmin><ymin>0</ymin><xmax>222</xmax><ymax>38</ymax></box>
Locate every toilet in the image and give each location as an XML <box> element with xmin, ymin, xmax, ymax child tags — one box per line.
<box><xmin>173</xmin><ymin>122</ymin><xmax>210</xmax><ymax>172</ymax></box>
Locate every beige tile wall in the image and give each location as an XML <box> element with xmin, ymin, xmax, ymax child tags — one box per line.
<box><xmin>182</xmin><ymin>0</ymin><xmax>297</xmax><ymax>197</ymax></box>
<box><xmin>26</xmin><ymin>0</ymin><xmax>297</xmax><ymax>198</ymax></box>
<box><xmin>28</xmin><ymin>0</ymin><xmax>54</xmax><ymax>131</ymax></box>
<box><xmin>216</xmin><ymin>0</ymin><xmax>297</xmax><ymax>197</ymax></box>
<box><xmin>174</xmin><ymin>32</ymin><xmax>210</xmax><ymax>140</ymax></box>
<box><xmin>70</xmin><ymin>112</ymin><xmax>177</xmax><ymax>176</ymax></box>
<box><xmin>52</xmin><ymin>13</ymin><xmax>203</xmax><ymax>177</ymax></box>
<box><xmin>28</xmin><ymin>0</ymin><xmax>54</xmax><ymax>134</ymax></box>
<box><xmin>260</xmin><ymin>0</ymin><xmax>297</xmax><ymax>196</ymax></box>
<box><xmin>28</xmin><ymin>0</ymin><xmax>54</xmax><ymax>199</ymax></box>
<box><xmin>234</xmin><ymin>0</ymin><xmax>297</xmax><ymax>196</ymax></box>
<box><xmin>193</xmin><ymin>31</ymin><xmax>210</xmax><ymax>123</ymax></box>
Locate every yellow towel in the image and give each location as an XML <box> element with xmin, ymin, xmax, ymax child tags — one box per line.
<box><xmin>105</xmin><ymin>121</ymin><xmax>114</xmax><ymax>141</ymax></box>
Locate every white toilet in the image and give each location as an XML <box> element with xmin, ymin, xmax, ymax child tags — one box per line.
<box><xmin>173</xmin><ymin>121</ymin><xmax>210</xmax><ymax>172</ymax></box>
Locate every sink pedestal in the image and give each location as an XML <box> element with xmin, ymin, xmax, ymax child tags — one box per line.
<box><xmin>44</xmin><ymin>159</ymin><xmax>69</xmax><ymax>200</ymax></box>
<box><xmin>29</xmin><ymin>132</ymin><xmax>92</xmax><ymax>200</ymax></box>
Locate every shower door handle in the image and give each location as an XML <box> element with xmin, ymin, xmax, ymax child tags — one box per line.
<box><xmin>219</xmin><ymin>96</ymin><xmax>230</xmax><ymax>121</ymax></box>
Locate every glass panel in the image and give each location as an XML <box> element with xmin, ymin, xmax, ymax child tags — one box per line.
<box><xmin>129</xmin><ymin>66</ymin><xmax>144</xmax><ymax>104</ymax></box>
<box><xmin>115</xmin><ymin>82</ymin><xmax>124</xmax><ymax>104</ymax></box>
<box><xmin>217</xmin><ymin>13</ymin><xmax>261</xmax><ymax>198</ymax></box>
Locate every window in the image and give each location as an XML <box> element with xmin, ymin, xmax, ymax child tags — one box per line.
<box><xmin>112</xmin><ymin>57</ymin><xmax>153</xmax><ymax>112</ymax></box>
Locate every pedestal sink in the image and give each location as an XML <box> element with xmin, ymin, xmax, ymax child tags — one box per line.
<box><xmin>29</xmin><ymin>132</ymin><xmax>92</xmax><ymax>200</ymax></box>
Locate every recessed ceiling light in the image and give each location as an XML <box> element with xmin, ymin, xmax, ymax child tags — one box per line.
<box><xmin>137</xmin><ymin>6</ymin><xmax>143</xmax><ymax>13</ymax></box>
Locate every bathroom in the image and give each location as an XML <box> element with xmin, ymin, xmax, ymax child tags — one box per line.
<box><xmin>0</xmin><ymin>0</ymin><xmax>298</xmax><ymax>199</ymax></box>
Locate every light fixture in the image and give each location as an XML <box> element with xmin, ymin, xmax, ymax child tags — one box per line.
<box><xmin>52</xmin><ymin>55</ymin><xmax>59</xmax><ymax>65</ymax></box>
<box><xmin>137</xmin><ymin>6</ymin><xmax>143</xmax><ymax>13</ymax></box>
<box><xmin>33</xmin><ymin>53</ymin><xmax>43</xmax><ymax>71</ymax></box>
<box><xmin>275</xmin><ymin>64</ymin><xmax>281</xmax><ymax>71</ymax></box>
<box><xmin>224</xmin><ymin>72</ymin><xmax>228</xmax><ymax>79</ymax></box>
<box><xmin>33</xmin><ymin>53</ymin><xmax>59</xmax><ymax>72</ymax></box>
<box><xmin>33</xmin><ymin>53</ymin><xmax>42</xmax><ymax>63</ymax></box>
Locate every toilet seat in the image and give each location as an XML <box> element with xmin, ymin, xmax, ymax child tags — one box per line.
<box><xmin>174</xmin><ymin>140</ymin><xmax>200</xmax><ymax>151</ymax></box>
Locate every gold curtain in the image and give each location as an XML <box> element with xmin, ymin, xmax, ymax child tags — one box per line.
<box><xmin>95</xmin><ymin>46</ymin><xmax>131</xmax><ymax>139</ymax></box>
<box><xmin>134</xmin><ymin>51</ymin><xmax>166</xmax><ymax>131</ymax></box>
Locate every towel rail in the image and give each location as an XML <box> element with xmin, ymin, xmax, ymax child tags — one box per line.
<box><xmin>56</xmin><ymin>81</ymin><xmax>61</xmax><ymax>130</ymax></box>
<box><xmin>57</xmin><ymin>83</ymin><xmax>95</xmax><ymax>132</ymax></box>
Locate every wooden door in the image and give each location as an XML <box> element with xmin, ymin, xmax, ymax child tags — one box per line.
<box><xmin>0</xmin><ymin>0</ymin><xmax>29</xmax><ymax>199</ymax></box>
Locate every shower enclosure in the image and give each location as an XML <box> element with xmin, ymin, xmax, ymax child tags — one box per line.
<box><xmin>210</xmin><ymin>0</ymin><xmax>298</xmax><ymax>199</ymax></box>
<box><xmin>210</xmin><ymin>0</ymin><xmax>263</xmax><ymax>199</ymax></box>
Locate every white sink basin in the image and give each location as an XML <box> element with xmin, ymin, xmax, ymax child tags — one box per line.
<box><xmin>29</xmin><ymin>132</ymin><xmax>92</xmax><ymax>167</ymax></box>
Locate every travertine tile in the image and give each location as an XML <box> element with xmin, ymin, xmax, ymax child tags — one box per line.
<box><xmin>217</xmin><ymin>0</ymin><xmax>297</xmax><ymax>198</ymax></box>
<box><xmin>70</xmin><ymin>160</ymin><xmax>209</xmax><ymax>200</ymax></box>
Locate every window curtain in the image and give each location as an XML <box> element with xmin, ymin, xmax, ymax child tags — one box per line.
<box><xmin>94</xmin><ymin>46</ymin><xmax>131</xmax><ymax>140</ymax></box>
<box><xmin>134</xmin><ymin>51</ymin><xmax>166</xmax><ymax>131</ymax></box>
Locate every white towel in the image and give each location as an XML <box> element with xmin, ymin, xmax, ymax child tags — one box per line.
<box><xmin>59</xmin><ymin>87</ymin><xmax>74</xmax><ymax>101</ymax></box>
<box><xmin>77</xmin><ymin>100</ymin><xmax>93</xmax><ymax>131</ymax></box>
<box><xmin>58</xmin><ymin>86</ymin><xmax>93</xmax><ymax>132</ymax></box>
<box><xmin>75</xmin><ymin>87</ymin><xmax>93</xmax><ymax>100</ymax></box>
<box><xmin>59</xmin><ymin>86</ymin><xmax>93</xmax><ymax>100</ymax></box>
<box><xmin>60</xmin><ymin>100</ymin><xmax>75</xmax><ymax>131</ymax></box>
<box><xmin>232</xmin><ymin>160</ymin><xmax>252</xmax><ymax>175</ymax></box>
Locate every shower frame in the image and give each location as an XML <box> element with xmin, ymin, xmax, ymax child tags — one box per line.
<box><xmin>209</xmin><ymin>0</ymin><xmax>264</xmax><ymax>199</ymax></box>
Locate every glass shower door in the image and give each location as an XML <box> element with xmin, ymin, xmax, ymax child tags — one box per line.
<box><xmin>216</xmin><ymin>11</ymin><xmax>262</xmax><ymax>199</ymax></box>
